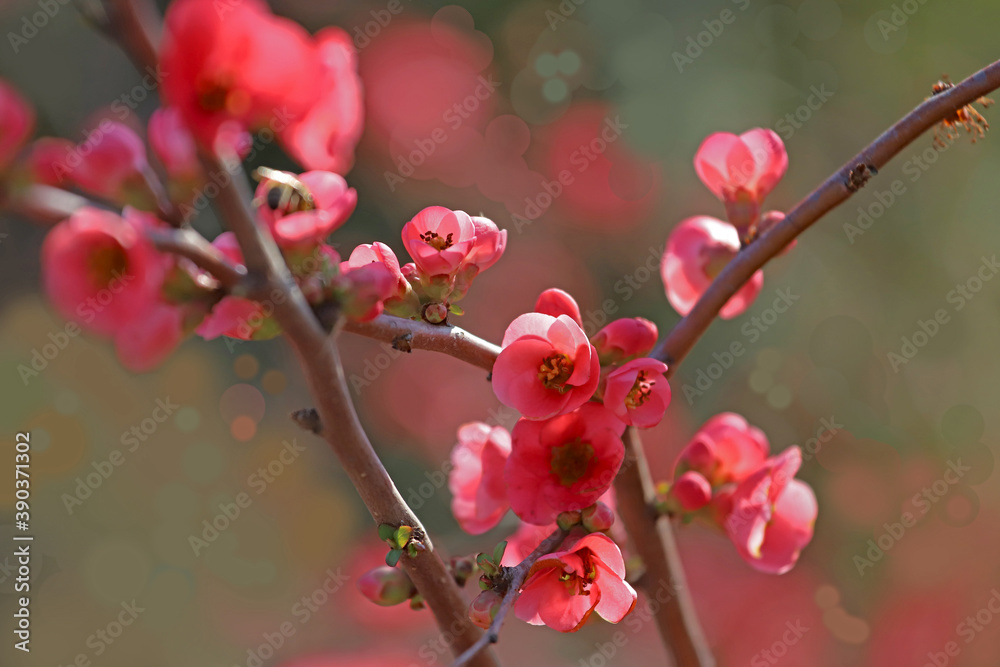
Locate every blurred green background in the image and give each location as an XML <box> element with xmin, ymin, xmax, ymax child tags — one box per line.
<box><xmin>2</xmin><ymin>0</ymin><xmax>1000</xmax><ymax>665</ymax></box>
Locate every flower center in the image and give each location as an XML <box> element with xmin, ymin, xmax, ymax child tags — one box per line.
<box><xmin>88</xmin><ymin>242</ymin><xmax>128</xmax><ymax>288</ymax></box>
<box><xmin>538</xmin><ymin>354</ymin><xmax>573</xmax><ymax>391</ymax></box>
<box><xmin>550</xmin><ymin>438</ymin><xmax>595</xmax><ymax>487</ymax></box>
<box><xmin>195</xmin><ymin>75</ymin><xmax>250</xmax><ymax>116</ymax></box>
<box><xmin>625</xmin><ymin>371</ymin><xmax>656</xmax><ymax>409</ymax></box>
<box><xmin>419</xmin><ymin>230</ymin><xmax>454</xmax><ymax>251</ymax></box>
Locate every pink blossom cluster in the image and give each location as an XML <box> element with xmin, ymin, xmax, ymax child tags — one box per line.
<box><xmin>665</xmin><ymin>413</ymin><xmax>818</xmax><ymax>574</ymax></box>
<box><xmin>662</xmin><ymin>129</ymin><xmax>790</xmax><ymax>319</ymax></box>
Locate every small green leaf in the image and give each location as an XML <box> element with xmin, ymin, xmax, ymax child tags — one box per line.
<box><xmin>385</xmin><ymin>549</ymin><xmax>402</xmax><ymax>567</ymax></box>
<box><xmin>395</xmin><ymin>525</ymin><xmax>413</xmax><ymax>549</ymax></box>
<box><xmin>492</xmin><ymin>541</ymin><xmax>507</xmax><ymax>566</ymax></box>
<box><xmin>378</xmin><ymin>524</ymin><xmax>397</xmax><ymax>543</ymax></box>
<box><xmin>449</xmin><ymin>304</ymin><xmax>465</xmax><ymax>316</ymax></box>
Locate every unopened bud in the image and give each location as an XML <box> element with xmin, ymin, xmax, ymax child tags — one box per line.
<box><xmin>468</xmin><ymin>590</ymin><xmax>503</xmax><ymax>629</ymax></box>
<box><xmin>557</xmin><ymin>510</ymin><xmax>582</xmax><ymax>531</ymax></box>
<box><xmin>581</xmin><ymin>502</ymin><xmax>615</xmax><ymax>532</ymax></box>
<box><xmin>423</xmin><ymin>301</ymin><xmax>449</xmax><ymax>324</ymax></box>
<box><xmin>357</xmin><ymin>565</ymin><xmax>416</xmax><ymax>606</ymax></box>
<box><xmin>670</xmin><ymin>471</ymin><xmax>712</xmax><ymax>512</ymax></box>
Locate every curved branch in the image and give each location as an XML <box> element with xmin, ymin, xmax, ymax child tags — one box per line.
<box><xmin>653</xmin><ymin>59</ymin><xmax>1000</xmax><ymax>369</ymax></box>
<box><xmin>342</xmin><ymin>314</ymin><xmax>501</xmax><ymax>373</ymax></box>
<box><xmin>147</xmin><ymin>226</ymin><xmax>247</xmax><ymax>290</ymax></box>
<box><xmin>451</xmin><ymin>528</ymin><xmax>569</xmax><ymax>667</ymax></box>
<box><xmin>2</xmin><ymin>184</ymin><xmax>91</xmax><ymax>224</ymax></box>
<box><xmin>614</xmin><ymin>428</ymin><xmax>713</xmax><ymax>666</ymax></box>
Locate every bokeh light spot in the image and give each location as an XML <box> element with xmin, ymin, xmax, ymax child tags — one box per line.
<box><xmin>234</xmin><ymin>354</ymin><xmax>259</xmax><ymax>379</ymax></box>
<box><xmin>542</xmin><ymin>77</ymin><xmax>569</xmax><ymax>102</ymax></box>
<box><xmin>261</xmin><ymin>370</ymin><xmax>287</xmax><ymax>395</ymax></box>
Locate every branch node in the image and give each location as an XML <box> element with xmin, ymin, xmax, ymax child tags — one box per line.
<box><xmin>392</xmin><ymin>332</ymin><xmax>414</xmax><ymax>352</ymax></box>
<box><xmin>845</xmin><ymin>163</ymin><xmax>877</xmax><ymax>192</ymax></box>
<box><xmin>290</xmin><ymin>408</ymin><xmax>322</xmax><ymax>434</ymax></box>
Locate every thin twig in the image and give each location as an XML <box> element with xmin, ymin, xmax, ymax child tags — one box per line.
<box><xmin>146</xmin><ymin>226</ymin><xmax>246</xmax><ymax>290</ymax></box>
<box><xmin>342</xmin><ymin>315</ymin><xmax>501</xmax><ymax>373</ymax></box>
<box><xmin>451</xmin><ymin>528</ymin><xmax>569</xmax><ymax>667</ymax></box>
<box><xmin>653</xmin><ymin>59</ymin><xmax>1000</xmax><ymax>370</ymax></box>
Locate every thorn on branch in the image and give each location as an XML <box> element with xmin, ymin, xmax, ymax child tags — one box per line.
<box><xmin>291</xmin><ymin>408</ymin><xmax>322</xmax><ymax>434</ymax></box>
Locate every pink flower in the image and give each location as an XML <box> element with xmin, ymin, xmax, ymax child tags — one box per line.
<box><xmin>602</xmin><ymin>358</ymin><xmax>670</xmax><ymax>428</ymax></box>
<box><xmin>280</xmin><ymin>27</ymin><xmax>364</xmax><ymax>174</ymax></box>
<box><xmin>336</xmin><ymin>260</ymin><xmax>397</xmax><ymax>322</ymax></box>
<box><xmin>349</xmin><ymin>242</ymin><xmax>405</xmax><ymax>294</ymax></box>
<box><xmin>669</xmin><ymin>471</ymin><xmax>712</xmax><ymax>511</ymax></box>
<box><xmin>515</xmin><ymin>533</ymin><xmax>636</xmax><ymax>632</ymax></box>
<box><xmin>0</xmin><ymin>78</ymin><xmax>34</xmax><ymax>171</ymax></box>
<box><xmin>694</xmin><ymin>128</ymin><xmax>787</xmax><ymax>233</ymax></box>
<box><xmin>591</xmin><ymin>318</ymin><xmax>658</xmax><ymax>365</ymax></box>
<box><xmin>501</xmin><ymin>522</ymin><xmax>560</xmax><ymax>567</ymax></box>
<box><xmin>114</xmin><ymin>301</ymin><xmax>184</xmax><ymax>372</ymax></box>
<box><xmin>41</xmin><ymin>207</ymin><xmax>166</xmax><ymax>336</ymax></box>
<box><xmin>505</xmin><ymin>403</ymin><xmax>624</xmax><ymax>525</ymax></box>
<box><xmin>675</xmin><ymin>413</ymin><xmax>770</xmax><ymax>487</ymax></box>
<box><xmin>148</xmin><ymin>107</ymin><xmax>200</xmax><ymax>178</ymax></box>
<box><xmin>448</xmin><ymin>423</ymin><xmax>512</xmax><ymax>535</ymax></box>
<box><xmin>195</xmin><ymin>232</ymin><xmax>269</xmax><ymax>341</ymax></box>
<box><xmin>724</xmin><ymin>447</ymin><xmax>817</xmax><ymax>574</ymax></box>
<box><xmin>493</xmin><ymin>313</ymin><xmax>600</xmax><ymax>420</ymax></box>
<box><xmin>534</xmin><ymin>288</ymin><xmax>583</xmax><ymax>328</ymax></box>
<box><xmin>661</xmin><ymin>216</ymin><xmax>763</xmax><ymax>319</ymax></box>
<box><xmin>69</xmin><ymin>121</ymin><xmax>153</xmax><ymax>206</ymax></box>
<box><xmin>401</xmin><ymin>206</ymin><xmax>477</xmax><ymax>277</ymax></box>
<box><xmin>466</xmin><ymin>216</ymin><xmax>507</xmax><ymax>272</ymax></box>
<box><xmin>254</xmin><ymin>170</ymin><xmax>357</xmax><ymax>248</ymax></box>
<box><xmin>160</xmin><ymin>0</ymin><xmax>323</xmax><ymax>150</ymax></box>
<box><xmin>23</xmin><ymin>138</ymin><xmax>73</xmax><ymax>187</ymax></box>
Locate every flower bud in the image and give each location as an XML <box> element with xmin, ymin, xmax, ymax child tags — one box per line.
<box><xmin>468</xmin><ymin>590</ymin><xmax>503</xmax><ymax>629</ymax></box>
<box><xmin>556</xmin><ymin>510</ymin><xmax>582</xmax><ymax>531</ymax></box>
<box><xmin>581</xmin><ymin>502</ymin><xmax>615</xmax><ymax>532</ymax></box>
<box><xmin>535</xmin><ymin>288</ymin><xmax>583</xmax><ymax>327</ymax></box>
<box><xmin>670</xmin><ymin>471</ymin><xmax>712</xmax><ymax>512</ymax></box>
<box><xmin>423</xmin><ymin>302</ymin><xmax>449</xmax><ymax>324</ymax></box>
<box><xmin>357</xmin><ymin>565</ymin><xmax>416</xmax><ymax>607</ymax></box>
<box><xmin>591</xmin><ymin>317</ymin><xmax>658</xmax><ymax>365</ymax></box>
